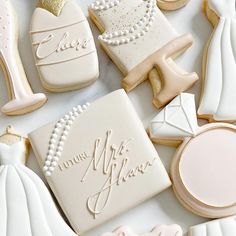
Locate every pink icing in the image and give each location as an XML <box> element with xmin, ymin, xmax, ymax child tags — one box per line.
<box><xmin>179</xmin><ymin>127</ymin><xmax>236</xmax><ymax>207</ymax></box>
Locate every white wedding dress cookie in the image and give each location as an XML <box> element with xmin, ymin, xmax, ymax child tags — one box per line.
<box><xmin>30</xmin><ymin>0</ymin><xmax>99</xmax><ymax>92</ymax></box>
<box><xmin>0</xmin><ymin>140</ymin><xmax>77</xmax><ymax>236</ymax></box>
<box><xmin>198</xmin><ymin>0</ymin><xmax>236</xmax><ymax>121</ymax></box>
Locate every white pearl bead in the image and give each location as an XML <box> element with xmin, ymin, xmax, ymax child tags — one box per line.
<box><xmin>50</xmin><ymin>138</ymin><xmax>56</xmax><ymax>144</ymax></box>
<box><xmin>53</xmin><ymin>156</ymin><xmax>59</xmax><ymax>161</ymax></box>
<box><xmin>48</xmin><ymin>150</ymin><xmax>54</xmax><ymax>155</ymax></box>
<box><xmin>61</xmin><ymin>135</ymin><xmax>66</xmax><ymax>141</ymax></box>
<box><xmin>56</xmin><ymin>123</ymin><xmax>62</xmax><ymax>128</ymax></box>
<box><xmin>65</xmin><ymin>125</ymin><xmax>70</xmax><ymax>131</ymax></box>
<box><xmin>45</xmin><ymin>171</ymin><xmax>51</xmax><ymax>177</ymax></box>
<box><xmin>45</xmin><ymin>160</ymin><xmax>51</xmax><ymax>166</ymax></box>
<box><xmin>56</xmin><ymin>151</ymin><xmax>61</xmax><ymax>157</ymax></box>
<box><xmin>60</xmin><ymin>118</ymin><xmax>65</xmax><ymax>123</ymax></box>
<box><xmin>51</xmin><ymin>161</ymin><xmax>57</xmax><ymax>167</ymax></box>
<box><xmin>47</xmin><ymin>155</ymin><xmax>53</xmax><ymax>161</ymax></box>
<box><xmin>49</xmin><ymin>167</ymin><xmax>55</xmax><ymax>172</ymax></box>
<box><xmin>72</xmin><ymin>107</ymin><xmax>78</xmax><ymax>112</ymax></box>
<box><xmin>74</xmin><ymin>112</ymin><xmax>79</xmax><ymax>117</ymax></box>
<box><xmin>43</xmin><ymin>166</ymin><xmax>49</xmax><ymax>171</ymax></box>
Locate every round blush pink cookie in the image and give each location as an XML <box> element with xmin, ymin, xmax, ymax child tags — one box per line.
<box><xmin>171</xmin><ymin>123</ymin><xmax>236</xmax><ymax>218</ymax></box>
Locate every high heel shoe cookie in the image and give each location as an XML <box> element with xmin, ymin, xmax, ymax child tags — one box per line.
<box><xmin>30</xmin><ymin>0</ymin><xmax>99</xmax><ymax>92</ymax></box>
<box><xmin>89</xmin><ymin>0</ymin><xmax>198</xmax><ymax>108</ymax></box>
<box><xmin>0</xmin><ymin>0</ymin><xmax>47</xmax><ymax>115</ymax></box>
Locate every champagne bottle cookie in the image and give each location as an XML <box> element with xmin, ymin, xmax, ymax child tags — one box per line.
<box><xmin>0</xmin><ymin>0</ymin><xmax>47</xmax><ymax>115</ymax></box>
<box><xmin>89</xmin><ymin>0</ymin><xmax>198</xmax><ymax>108</ymax></box>
<box><xmin>30</xmin><ymin>0</ymin><xmax>99</xmax><ymax>92</ymax></box>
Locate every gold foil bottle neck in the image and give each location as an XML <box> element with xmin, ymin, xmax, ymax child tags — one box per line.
<box><xmin>37</xmin><ymin>0</ymin><xmax>67</xmax><ymax>16</ymax></box>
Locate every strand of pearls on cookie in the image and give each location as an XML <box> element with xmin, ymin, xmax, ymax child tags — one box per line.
<box><xmin>96</xmin><ymin>0</ymin><xmax>156</xmax><ymax>46</ymax></box>
<box><xmin>90</xmin><ymin>0</ymin><xmax>121</xmax><ymax>10</ymax></box>
<box><xmin>43</xmin><ymin>103</ymin><xmax>90</xmax><ymax>177</ymax></box>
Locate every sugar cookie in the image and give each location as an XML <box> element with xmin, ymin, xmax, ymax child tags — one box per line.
<box><xmin>0</xmin><ymin>126</ymin><xmax>77</xmax><ymax>236</ymax></box>
<box><xmin>157</xmin><ymin>0</ymin><xmax>190</xmax><ymax>11</ymax></box>
<box><xmin>149</xmin><ymin>93</ymin><xmax>236</xmax><ymax>218</ymax></box>
<box><xmin>29</xmin><ymin>89</ymin><xmax>171</xmax><ymax>234</ymax></box>
<box><xmin>89</xmin><ymin>0</ymin><xmax>198</xmax><ymax>108</ymax></box>
<box><xmin>30</xmin><ymin>0</ymin><xmax>99</xmax><ymax>92</ymax></box>
<box><xmin>0</xmin><ymin>0</ymin><xmax>47</xmax><ymax>115</ymax></box>
<box><xmin>100</xmin><ymin>225</ymin><xmax>183</xmax><ymax>236</ymax></box>
<box><xmin>149</xmin><ymin>93</ymin><xmax>198</xmax><ymax>146</ymax></box>
<box><xmin>189</xmin><ymin>215</ymin><xmax>236</xmax><ymax>236</ymax></box>
<box><xmin>198</xmin><ymin>0</ymin><xmax>236</xmax><ymax>122</ymax></box>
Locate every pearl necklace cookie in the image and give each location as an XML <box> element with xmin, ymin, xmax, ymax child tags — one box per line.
<box><xmin>43</xmin><ymin>103</ymin><xmax>90</xmax><ymax>176</ymax></box>
<box><xmin>93</xmin><ymin>0</ymin><xmax>157</xmax><ymax>46</ymax></box>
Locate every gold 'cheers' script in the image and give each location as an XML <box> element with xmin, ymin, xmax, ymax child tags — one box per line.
<box><xmin>67</xmin><ymin>129</ymin><xmax>158</xmax><ymax>219</ymax></box>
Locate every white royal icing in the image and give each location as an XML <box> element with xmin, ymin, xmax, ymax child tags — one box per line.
<box><xmin>198</xmin><ymin>0</ymin><xmax>236</xmax><ymax>121</ymax></box>
<box><xmin>149</xmin><ymin>93</ymin><xmax>198</xmax><ymax>141</ymax></box>
<box><xmin>189</xmin><ymin>215</ymin><xmax>236</xmax><ymax>236</ymax></box>
<box><xmin>0</xmin><ymin>141</ymin><xmax>77</xmax><ymax>236</ymax></box>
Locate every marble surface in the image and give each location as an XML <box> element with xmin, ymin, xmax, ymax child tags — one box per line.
<box><xmin>0</xmin><ymin>0</ymin><xmax>211</xmax><ymax>235</ymax></box>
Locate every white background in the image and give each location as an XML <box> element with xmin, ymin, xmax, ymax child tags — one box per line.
<box><xmin>0</xmin><ymin>0</ymin><xmax>212</xmax><ymax>235</ymax></box>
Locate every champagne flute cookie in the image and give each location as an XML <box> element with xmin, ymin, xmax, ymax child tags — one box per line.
<box><xmin>30</xmin><ymin>0</ymin><xmax>99</xmax><ymax>92</ymax></box>
<box><xmin>0</xmin><ymin>126</ymin><xmax>77</xmax><ymax>236</ymax></box>
<box><xmin>149</xmin><ymin>93</ymin><xmax>236</xmax><ymax>218</ymax></box>
<box><xmin>198</xmin><ymin>0</ymin><xmax>236</xmax><ymax>122</ymax></box>
<box><xmin>100</xmin><ymin>225</ymin><xmax>183</xmax><ymax>236</ymax></box>
<box><xmin>0</xmin><ymin>0</ymin><xmax>47</xmax><ymax>115</ymax></box>
<box><xmin>89</xmin><ymin>0</ymin><xmax>198</xmax><ymax>108</ymax></box>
